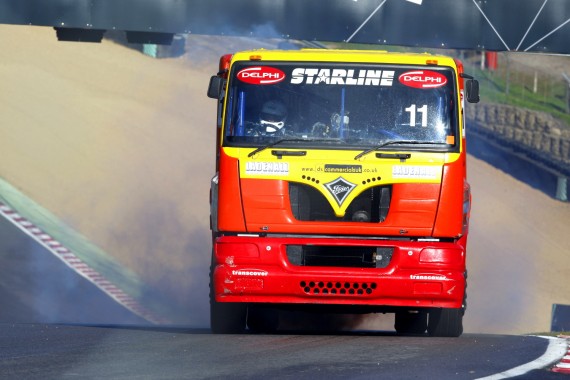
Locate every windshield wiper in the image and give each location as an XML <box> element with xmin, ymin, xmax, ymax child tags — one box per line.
<box><xmin>354</xmin><ymin>140</ymin><xmax>448</xmax><ymax>160</ymax></box>
<box><xmin>248</xmin><ymin>138</ymin><xmax>341</xmax><ymax>157</ymax></box>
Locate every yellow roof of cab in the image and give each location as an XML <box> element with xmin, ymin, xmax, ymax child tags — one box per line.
<box><xmin>231</xmin><ymin>48</ymin><xmax>457</xmax><ymax>67</ymax></box>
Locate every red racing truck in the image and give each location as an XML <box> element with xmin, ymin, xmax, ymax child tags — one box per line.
<box><xmin>207</xmin><ymin>48</ymin><xmax>479</xmax><ymax>337</ymax></box>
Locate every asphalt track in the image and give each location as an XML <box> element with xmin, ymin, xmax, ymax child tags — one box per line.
<box><xmin>0</xmin><ymin>324</ymin><xmax>567</xmax><ymax>379</ymax></box>
<box><xmin>0</xmin><ymin>215</ymin><xmax>568</xmax><ymax>379</ymax></box>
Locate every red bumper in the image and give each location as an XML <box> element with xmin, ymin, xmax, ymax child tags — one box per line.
<box><xmin>213</xmin><ymin>235</ymin><xmax>466</xmax><ymax>309</ymax></box>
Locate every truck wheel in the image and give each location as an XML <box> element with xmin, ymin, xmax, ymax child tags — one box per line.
<box><xmin>394</xmin><ymin>310</ymin><xmax>428</xmax><ymax>334</ymax></box>
<box><xmin>210</xmin><ymin>299</ymin><xmax>247</xmax><ymax>334</ymax></box>
<box><xmin>427</xmin><ymin>308</ymin><xmax>463</xmax><ymax>337</ymax></box>
<box><xmin>247</xmin><ymin>305</ymin><xmax>279</xmax><ymax>334</ymax></box>
<box><xmin>209</xmin><ymin>254</ymin><xmax>246</xmax><ymax>334</ymax></box>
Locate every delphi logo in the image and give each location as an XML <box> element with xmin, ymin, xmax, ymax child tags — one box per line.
<box><xmin>399</xmin><ymin>70</ymin><xmax>447</xmax><ymax>89</ymax></box>
<box><xmin>324</xmin><ymin>177</ymin><xmax>356</xmax><ymax>206</ymax></box>
<box><xmin>237</xmin><ymin>66</ymin><xmax>286</xmax><ymax>85</ymax></box>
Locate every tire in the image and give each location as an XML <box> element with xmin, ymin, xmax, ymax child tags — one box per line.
<box><xmin>210</xmin><ymin>299</ymin><xmax>247</xmax><ymax>334</ymax></box>
<box><xmin>427</xmin><ymin>308</ymin><xmax>463</xmax><ymax>337</ymax></box>
<box><xmin>209</xmin><ymin>252</ymin><xmax>246</xmax><ymax>334</ymax></box>
<box><xmin>395</xmin><ymin>310</ymin><xmax>428</xmax><ymax>335</ymax></box>
<box><xmin>247</xmin><ymin>305</ymin><xmax>279</xmax><ymax>334</ymax></box>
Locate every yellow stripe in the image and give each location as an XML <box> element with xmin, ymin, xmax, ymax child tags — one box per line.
<box><xmin>225</xmin><ymin>147</ymin><xmax>453</xmax><ymax>217</ymax></box>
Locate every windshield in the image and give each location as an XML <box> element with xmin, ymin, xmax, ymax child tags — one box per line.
<box><xmin>224</xmin><ymin>62</ymin><xmax>459</xmax><ymax>151</ymax></box>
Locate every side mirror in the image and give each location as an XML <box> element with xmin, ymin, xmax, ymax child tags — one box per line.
<box><xmin>465</xmin><ymin>78</ymin><xmax>480</xmax><ymax>103</ymax></box>
<box><xmin>207</xmin><ymin>76</ymin><xmax>225</xmax><ymax>99</ymax></box>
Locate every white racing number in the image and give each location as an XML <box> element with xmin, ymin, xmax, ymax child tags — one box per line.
<box><xmin>404</xmin><ymin>104</ymin><xmax>428</xmax><ymax>127</ymax></box>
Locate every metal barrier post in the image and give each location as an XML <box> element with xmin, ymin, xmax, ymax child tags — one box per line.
<box><xmin>556</xmin><ymin>176</ymin><xmax>568</xmax><ymax>202</ymax></box>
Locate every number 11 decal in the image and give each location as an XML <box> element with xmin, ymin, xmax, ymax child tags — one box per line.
<box><xmin>405</xmin><ymin>104</ymin><xmax>427</xmax><ymax>127</ymax></box>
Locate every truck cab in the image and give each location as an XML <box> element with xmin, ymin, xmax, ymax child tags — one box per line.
<box><xmin>208</xmin><ymin>48</ymin><xmax>478</xmax><ymax>336</ymax></box>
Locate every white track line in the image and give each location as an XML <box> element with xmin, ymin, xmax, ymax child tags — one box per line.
<box><xmin>475</xmin><ymin>336</ymin><xmax>568</xmax><ymax>379</ymax></box>
<box><xmin>0</xmin><ymin>201</ymin><xmax>170</xmax><ymax>325</ymax></box>
<box><xmin>551</xmin><ymin>335</ymin><xmax>570</xmax><ymax>374</ymax></box>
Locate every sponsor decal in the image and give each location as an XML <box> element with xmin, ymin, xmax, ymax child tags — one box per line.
<box><xmin>392</xmin><ymin>165</ymin><xmax>439</xmax><ymax>179</ymax></box>
<box><xmin>324</xmin><ymin>164</ymin><xmax>362</xmax><ymax>173</ymax></box>
<box><xmin>410</xmin><ymin>274</ymin><xmax>447</xmax><ymax>281</ymax></box>
<box><xmin>291</xmin><ymin>68</ymin><xmax>394</xmax><ymax>86</ymax></box>
<box><xmin>399</xmin><ymin>70</ymin><xmax>447</xmax><ymax>89</ymax></box>
<box><xmin>324</xmin><ymin>177</ymin><xmax>357</xmax><ymax>205</ymax></box>
<box><xmin>237</xmin><ymin>66</ymin><xmax>286</xmax><ymax>85</ymax></box>
<box><xmin>245</xmin><ymin>161</ymin><xmax>289</xmax><ymax>175</ymax></box>
<box><xmin>232</xmin><ymin>269</ymin><xmax>268</xmax><ymax>277</ymax></box>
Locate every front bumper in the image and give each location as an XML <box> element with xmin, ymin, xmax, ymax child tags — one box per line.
<box><xmin>213</xmin><ymin>235</ymin><xmax>466</xmax><ymax>309</ymax></box>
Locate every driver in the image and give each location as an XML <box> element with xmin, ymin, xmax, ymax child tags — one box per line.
<box><xmin>260</xmin><ymin>99</ymin><xmax>287</xmax><ymax>134</ymax></box>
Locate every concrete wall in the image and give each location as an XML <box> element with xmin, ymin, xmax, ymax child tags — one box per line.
<box><xmin>466</xmin><ymin>103</ymin><xmax>570</xmax><ymax>171</ymax></box>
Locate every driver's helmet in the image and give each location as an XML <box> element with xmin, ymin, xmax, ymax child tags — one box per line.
<box><xmin>260</xmin><ymin>100</ymin><xmax>287</xmax><ymax>133</ymax></box>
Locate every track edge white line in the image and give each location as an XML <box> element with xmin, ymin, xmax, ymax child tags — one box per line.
<box><xmin>475</xmin><ymin>335</ymin><xmax>568</xmax><ymax>379</ymax></box>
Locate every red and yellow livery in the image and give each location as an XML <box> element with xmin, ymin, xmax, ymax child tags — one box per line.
<box><xmin>208</xmin><ymin>48</ymin><xmax>479</xmax><ymax>336</ymax></box>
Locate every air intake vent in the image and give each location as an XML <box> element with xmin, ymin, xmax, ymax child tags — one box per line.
<box><xmin>287</xmin><ymin>245</ymin><xmax>394</xmax><ymax>268</ymax></box>
<box><xmin>289</xmin><ymin>182</ymin><xmax>391</xmax><ymax>222</ymax></box>
<box><xmin>300</xmin><ymin>280</ymin><xmax>377</xmax><ymax>296</ymax></box>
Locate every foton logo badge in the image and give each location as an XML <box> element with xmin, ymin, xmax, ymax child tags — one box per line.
<box><xmin>399</xmin><ymin>70</ymin><xmax>447</xmax><ymax>89</ymax></box>
<box><xmin>237</xmin><ymin>66</ymin><xmax>285</xmax><ymax>85</ymax></box>
<box><xmin>324</xmin><ymin>177</ymin><xmax>356</xmax><ymax>206</ymax></box>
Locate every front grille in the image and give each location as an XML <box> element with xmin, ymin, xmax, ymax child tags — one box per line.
<box><xmin>289</xmin><ymin>182</ymin><xmax>391</xmax><ymax>223</ymax></box>
<box><xmin>300</xmin><ymin>280</ymin><xmax>377</xmax><ymax>296</ymax></box>
<box><xmin>287</xmin><ymin>245</ymin><xmax>394</xmax><ymax>268</ymax></box>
